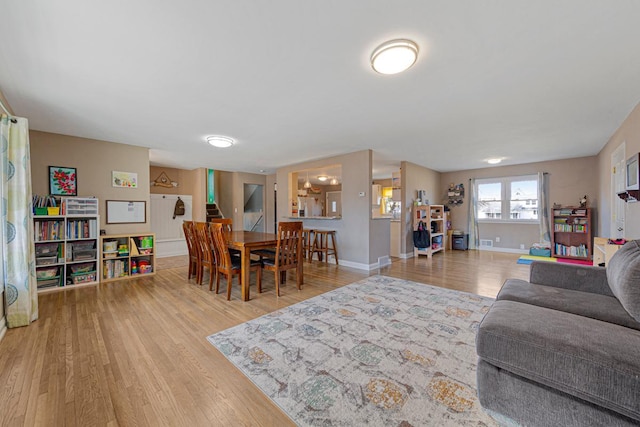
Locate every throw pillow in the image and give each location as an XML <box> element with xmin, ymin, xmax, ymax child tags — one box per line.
<box><xmin>607</xmin><ymin>240</ymin><xmax>640</xmax><ymax>322</ymax></box>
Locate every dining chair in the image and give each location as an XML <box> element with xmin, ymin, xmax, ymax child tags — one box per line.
<box><xmin>183</xmin><ymin>221</ymin><xmax>199</xmax><ymax>281</ymax></box>
<box><xmin>262</xmin><ymin>221</ymin><xmax>303</xmax><ymax>297</ymax></box>
<box><xmin>194</xmin><ymin>222</ymin><xmax>216</xmax><ymax>288</ymax></box>
<box><xmin>209</xmin><ymin>218</ymin><xmax>240</xmax><ymax>256</ymax></box>
<box><xmin>210</xmin><ymin>222</ymin><xmax>262</xmax><ymax>300</ymax></box>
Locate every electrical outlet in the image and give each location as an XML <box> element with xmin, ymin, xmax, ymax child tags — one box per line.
<box><xmin>495</xmin><ymin>236</ymin><xmax>500</xmax><ymax>243</ymax></box>
<box><xmin>520</xmin><ymin>244</ymin><xmax>525</xmax><ymax>250</ymax></box>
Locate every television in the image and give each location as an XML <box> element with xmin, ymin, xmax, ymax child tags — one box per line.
<box><xmin>627</xmin><ymin>153</ymin><xmax>639</xmax><ymax>191</ymax></box>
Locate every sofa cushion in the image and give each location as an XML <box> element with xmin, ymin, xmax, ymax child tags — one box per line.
<box><xmin>497</xmin><ymin>279</ymin><xmax>640</xmax><ymax>331</ymax></box>
<box><xmin>477</xmin><ymin>300</ymin><xmax>640</xmax><ymax>421</ymax></box>
<box><xmin>607</xmin><ymin>240</ymin><xmax>640</xmax><ymax>322</ymax></box>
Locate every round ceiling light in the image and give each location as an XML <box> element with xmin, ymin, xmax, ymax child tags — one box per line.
<box><xmin>318</xmin><ymin>175</ymin><xmax>328</xmax><ymax>181</ymax></box>
<box><xmin>371</xmin><ymin>39</ymin><xmax>419</xmax><ymax>75</ymax></box>
<box><xmin>206</xmin><ymin>135</ymin><xmax>235</xmax><ymax>148</ymax></box>
<box><xmin>487</xmin><ymin>158</ymin><xmax>502</xmax><ymax>165</ymax></box>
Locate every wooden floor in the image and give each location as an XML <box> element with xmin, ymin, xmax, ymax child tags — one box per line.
<box><xmin>0</xmin><ymin>250</ymin><xmax>529</xmax><ymax>426</ymax></box>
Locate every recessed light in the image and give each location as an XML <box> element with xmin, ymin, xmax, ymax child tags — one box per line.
<box><xmin>487</xmin><ymin>158</ymin><xmax>502</xmax><ymax>165</ymax></box>
<box><xmin>206</xmin><ymin>135</ymin><xmax>234</xmax><ymax>148</ymax></box>
<box><xmin>371</xmin><ymin>39</ymin><xmax>419</xmax><ymax>75</ymax></box>
<box><xmin>318</xmin><ymin>175</ymin><xmax>328</xmax><ymax>181</ymax></box>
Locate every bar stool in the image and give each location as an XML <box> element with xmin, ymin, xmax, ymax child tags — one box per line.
<box><xmin>302</xmin><ymin>228</ymin><xmax>314</xmax><ymax>262</ymax></box>
<box><xmin>311</xmin><ymin>229</ymin><xmax>339</xmax><ymax>265</ymax></box>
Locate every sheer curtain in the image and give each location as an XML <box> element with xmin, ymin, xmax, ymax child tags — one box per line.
<box><xmin>538</xmin><ymin>172</ymin><xmax>551</xmax><ymax>244</ymax></box>
<box><xmin>1</xmin><ymin>114</ymin><xmax>38</xmax><ymax>328</ymax></box>
<box><xmin>467</xmin><ymin>178</ymin><xmax>479</xmax><ymax>249</ymax></box>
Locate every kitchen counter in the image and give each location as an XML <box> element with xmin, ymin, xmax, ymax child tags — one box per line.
<box><xmin>287</xmin><ymin>216</ymin><xmax>342</xmax><ymax>220</ymax></box>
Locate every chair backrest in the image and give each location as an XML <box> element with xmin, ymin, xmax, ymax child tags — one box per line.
<box><xmin>210</xmin><ymin>222</ymin><xmax>234</xmax><ymax>271</ymax></box>
<box><xmin>183</xmin><ymin>221</ymin><xmax>199</xmax><ymax>258</ymax></box>
<box><xmin>209</xmin><ymin>218</ymin><xmax>233</xmax><ymax>232</ymax></box>
<box><xmin>195</xmin><ymin>222</ymin><xmax>214</xmax><ymax>264</ymax></box>
<box><xmin>275</xmin><ymin>221</ymin><xmax>303</xmax><ymax>269</ymax></box>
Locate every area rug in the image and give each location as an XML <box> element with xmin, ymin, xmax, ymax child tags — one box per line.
<box><xmin>517</xmin><ymin>255</ymin><xmax>592</xmax><ymax>266</ymax></box>
<box><xmin>207</xmin><ymin>275</ymin><xmax>497</xmax><ymax>426</ymax></box>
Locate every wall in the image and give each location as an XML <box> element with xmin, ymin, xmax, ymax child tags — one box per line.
<box><xmin>596</xmin><ymin>101</ymin><xmax>640</xmax><ymax>239</ymax></box>
<box><xmin>400</xmin><ymin>161</ymin><xmax>441</xmax><ymax>256</ymax></box>
<box><xmin>30</xmin><ymin>131</ymin><xmax>151</xmax><ymax>235</ymax></box>
<box><xmin>150</xmin><ymin>166</ymin><xmax>206</xmax><ymax>222</ymax></box>
<box><xmin>276</xmin><ymin>150</ymin><xmax>374</xmax><ymax>269</ymax></box>
<box><xmin>441</xmin><ymin>156</ymin><xmax>598</xmax><ymax>250</ymax></box>
<box><xmin>217</xmin><ymin>171</ymin><xmax>268</xmax><ymax>230</ymax></box>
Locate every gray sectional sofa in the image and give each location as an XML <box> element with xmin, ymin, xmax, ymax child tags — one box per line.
<box><xmin>476</xmin><ymin>240</ymin><xmax>640</xmax><ymax>426</ymax></box>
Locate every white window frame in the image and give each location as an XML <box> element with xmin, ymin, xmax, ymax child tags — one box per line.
<box><xmin>476</xmin><ymin>174</ymin><xmax>539</xmax><ymax>224</ymax></box>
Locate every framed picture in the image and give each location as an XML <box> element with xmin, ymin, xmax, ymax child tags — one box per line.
<box><xmin>48</xmin><ymin>166</ymin><xmax>77</xmax><ymax>196</ymax></box>
<box><xmin>112</xmin><ymin>171</ymin><xmax>138</xmax><ymax>188</ymax></box>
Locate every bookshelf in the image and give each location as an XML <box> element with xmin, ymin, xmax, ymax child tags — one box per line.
<box><xmin>551</xmin><ymin>207</ymin><xmax>593</xmax><ymax>260</ymax></box>
<box><xmin>34</xmin><ymin>197</ymin><xmax>100</xmax><ymax>293</ymax></box>
<box><xmin>413</xmin><ymin>204</ymin><xmax>446</xmax><ymax>258</ymax></box>
<box><xmin>100</xmin><ymin>233</ymin><xmax>156</xmax><ymax>283</ymax></box>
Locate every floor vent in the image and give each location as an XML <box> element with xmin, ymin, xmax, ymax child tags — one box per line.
<box><xmin>480</xmin><ymin>239</ymin><xmax>494</xmax><ymax>248</ymax></box>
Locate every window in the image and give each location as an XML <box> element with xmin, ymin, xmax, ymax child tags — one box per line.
<box><xmin>477</xmin><ymin>175</ymin><xmax>539</xmax><ymax>222</ymax></box>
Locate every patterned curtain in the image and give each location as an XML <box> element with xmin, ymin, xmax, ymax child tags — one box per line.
<box><xmin>538</xmin><ymin>172</ymin><xmax>551</xmax><ymax>244</ymax></box>
<box><xmin>1</xmin><ymin>115</ymin><xmax>38</xmax><ymax>328</ymax></box>
<box><xmin>467</xmin><ymin>178</ymin><xmax>479</xmax><ymax>249</ymax></box>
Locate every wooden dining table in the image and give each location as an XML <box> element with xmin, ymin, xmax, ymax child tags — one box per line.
<box><xmin>227</xmin><ymin>230</ymin><xmax>278</xmax><ymax>301</ymax></box>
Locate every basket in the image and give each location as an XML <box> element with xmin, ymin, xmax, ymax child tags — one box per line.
<box><xmin>71</xmin><ymin>271</ymin><xmax>97</xmax><ymax>284</ymax></box>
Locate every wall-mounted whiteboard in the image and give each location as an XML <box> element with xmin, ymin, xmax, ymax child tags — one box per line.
<box><xmin>106</xmin><ymin>200</ymin><xmax>146</xmax><ymax>224</ymax></box>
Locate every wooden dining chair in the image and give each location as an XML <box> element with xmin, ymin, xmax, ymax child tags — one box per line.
<box><xmin>182</xmin><ymin>221</ymin><xmax>199</xmax><ymax>281</ymax></box>
<box><xmin>210</xmin><ymin>222</ymin><xmax>262</xmax><ymax>300</ymax></box>
<box><xmin>209</xmin><ymin>218</ymin><xmax>240</xmax><ymax>256</ymax></box>
<box><xmin>194</xmin><ymin>222</ymin><xmax>217</xmax><ymax>288</ymax></box>
<box><xmin>262</xmin><ymin>221</ymin><xmax>303</xmax><ymax>297</ymax></box>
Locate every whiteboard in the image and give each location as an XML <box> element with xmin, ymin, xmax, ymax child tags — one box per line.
<box><xmin>106</xmin><ymin>200</ymin><xmax>146</xmax><ymax>224</ymax></box>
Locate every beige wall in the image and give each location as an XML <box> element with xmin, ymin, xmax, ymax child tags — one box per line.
<box><xmin>276</xmin><ymin>150</ymin><xmax>374</xmax><ymax>268</ymax></box>
<box><xmin>400</xmin><ymin>161</ymin><xmax>441</xmax><ymax>255</ymax></box>
<box><xmin>149</xmin><ymin>166</ymin><xmax>207</xmax><ymax>222</ymax></box>
<box><xmin>30</xmin><ymin>131</ymin><xmax>151</xmax><ymax>235</ymax></box>
<box><xmin>596</xmin><ymin>101</ymin><xmax>640</xmax><ymax>239</ymax></box>
<box><xmin>441</xmin><ymin>156</ymin><xmax>598</xmax><ymax>251</ymax></box>
<box><xmin>217</xmin><ymin>171</ymin><xmax>268</xmax><ymax>230</ymax></box>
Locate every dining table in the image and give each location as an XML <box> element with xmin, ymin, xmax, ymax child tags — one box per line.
<box><xmin>227</xmin><ymin>230</ymin><xmax>278</xmax><ymax>301</ymax></box>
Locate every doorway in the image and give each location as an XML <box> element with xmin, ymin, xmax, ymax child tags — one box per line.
<box><xmin>611</xmin><ymin>142</ymin><xmax>626</xmax><ymax>238</ymax></box>
<box><xmin>326</xmin><ymin>191</ymin><xmax>342</xmax><ymax>217</ymax></box>
<box><xmin>243</xmin><ymin>184</ymin><xmax>264</xmax><ymax>231</ymax></box>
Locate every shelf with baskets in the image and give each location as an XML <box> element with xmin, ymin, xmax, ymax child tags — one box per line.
<box><xmin>33</xmin><ymin>197</ymin><xmax>100</xmax><ymax>293</ymax></box>
<box><xmin>551</xmin><ymin>207</ymin><xmax>593</xmax><ymax>260</ymax></box>
<box><xmin>100</xmin><ymin>233</ymin><xmax>155</xmax><ymax>283</ymax></box>
<box><xmin>413</xmin><ymin>204</ymin><xmax>446</xmax><ymax>258</ymax></box>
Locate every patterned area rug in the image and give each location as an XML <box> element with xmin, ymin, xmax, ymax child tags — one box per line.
<box><xmin>207</xmin><ymin>275</ymin><xmax>497</xmax><ymax>426</ymax></box>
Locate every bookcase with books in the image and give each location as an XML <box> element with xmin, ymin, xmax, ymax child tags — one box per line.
<box><xmin>33</xmin><ymin>197</ymin><xmax>100</xmax><ymax>293</ymax></box>
<box><xmin>100</xmin><ymin>233</ymin><xmax>155</xmax><ymax>283</ymax></box>
<box><xmin>551</xmin><ymin>207</ymin><xmax>592</xmax><ymax>260</ymax></box>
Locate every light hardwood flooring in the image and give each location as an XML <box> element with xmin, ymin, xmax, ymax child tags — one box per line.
<box><xmin>0</xmin><ymin>250</ymin><xmax>529</xmax><ymax>426</ymax></box>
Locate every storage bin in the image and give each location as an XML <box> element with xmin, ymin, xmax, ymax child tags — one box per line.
<box><xmin>71</xmin><ymin>271</ymin><xmax>96</xmax><ymax>284</ymax></box>
<box><xmin>70</xmin><ymin>262</ymin><xmax>95</xmax><ymax>274</ymax></box>
<box><xmin>36</xmin><ymin>255</ymin><xmax>58</xmax><ymax>266</ymax></box>
<box><xmin>36</xmin><ymin>242</ymin><xmax>59</xmax><ymax>255</ymax></box>
<box><xmin>37</xmin><ymin>276</ymin><xmax>60</xmax><ymax>289</ymax></box>
<box><xmin>73</xmin><ymin>249</ymin><xmax>97</xmax><ymax>261</ymax></box>
<box><xmin>35</xmin><ymin>207</ymin><xmax>47</xmax><ymax>216</ymax></box>
<box><xmin>103</xmin><ymin>240</ymin><xmax>117</xmax><ymax>252</ymax></box>
<box><xmin>529</xmin><ymin>247</ymin><xmax>551</xmax><ymax>257</ymax></box>
<box><xmin>36</xmin><ymin>267</ymin><xmax>59</xmax><ymax>279</ymax></box>
<box><xmin>47</xmin><ymin>207</ymin><xmax>60</xmax><ymax>215</ymax></box>
<box><xmin>139</xmin><ymin>265</ymin><xmax>153</xmax><ymax>274</ymax></box>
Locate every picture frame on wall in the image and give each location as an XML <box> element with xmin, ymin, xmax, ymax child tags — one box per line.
<box><xmin>48</xmin><ymin>166</ymin><xmax>77</xmax><ymax>196</ymax></box>
<box><xmin>112</xmin><ymin>171</ymin><xmax>138</xmax><ymax>188</ymax></box>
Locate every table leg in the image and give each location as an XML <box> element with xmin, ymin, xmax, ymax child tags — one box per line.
<box><xmin>241</xmin><ymin>247</ymin><xmax>250</xmax><ymax>301</ymax></box>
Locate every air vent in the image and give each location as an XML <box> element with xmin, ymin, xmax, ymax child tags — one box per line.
<box><xmin>480</xmin><ymin>239</ymin><xmax>493</xmax><ymax>247</ymax></box>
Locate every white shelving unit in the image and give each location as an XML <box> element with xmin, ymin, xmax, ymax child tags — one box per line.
<box><xmin>413</xmin><ymin>204</ymin><xmax>446</xmax><ymax>258</ymax></box>
<box><xmin>34</xmin><ymin>198</ymin><xmax>100</xmax><ymax>293</ymax></box>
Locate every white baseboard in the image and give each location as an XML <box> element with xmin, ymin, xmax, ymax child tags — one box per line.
<box><xmin>478</xmin><ymin>246</ymin><xmax>528</xmax><ymax>254</ymax></box>
<box><xmin>337</xmin><ymin>259</ymin><xmax>372</xmax><ymax>271</ymax></box>
<box><xmin>398</xmin><ymin>251</ymin><xmax>415</xmax><ymax>259</ymax></box>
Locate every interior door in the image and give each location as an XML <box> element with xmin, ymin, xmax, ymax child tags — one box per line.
<box><xmin>326</xmin><ymin>191</ymin><xmax>342</xmax><ymax>217</ymax></box>
<box><xmin>611</xmin><ymin>142</ymin><xmax>626</xmax><ymax>239</ymax></box>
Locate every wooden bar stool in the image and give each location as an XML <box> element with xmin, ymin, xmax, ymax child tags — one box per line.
<box><xmin>302</xmin><ymin>229</ymin><xmax>314</xmax><ymax>262</ymax></box>
<box><xmin>311</xmin><ymin>230</ymin><xmax>338</xmax><ymax>265</ymax></box>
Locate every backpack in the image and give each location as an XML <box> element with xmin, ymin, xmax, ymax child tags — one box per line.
<box><xmin>413</xmin><ymin>220</ymin><xmax>431</xmax><ymax>249</ymax></box>
<box><xmin>173</xmin><ymin>197</ymin><xmax>185</xmax><ymax>219</ymax></box>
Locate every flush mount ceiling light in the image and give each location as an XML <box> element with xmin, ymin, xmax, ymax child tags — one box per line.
<box><xmin>371</xmin><ymin>39</ymin><xmax>419</xmax><ymax>75</ymax></box>
<box><xmin>487</xmin><ymin>158</ymin><xmax>503</xmax><ymax>165</ymax></box>
<box><xmin>318</xmin><ymin>175</ymin><xmax>328</xmax><ymax>182</ymax></box>
<box><xmin>206</xmin><ymin>135</ymin><xmax>235</xmax><ymax>148</ymax></box>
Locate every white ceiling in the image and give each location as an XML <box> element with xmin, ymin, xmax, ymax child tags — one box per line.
<box><xmin>2</xmin><ymin>1</ymin><xmax>640</xmax><ymax>178</ymax></box>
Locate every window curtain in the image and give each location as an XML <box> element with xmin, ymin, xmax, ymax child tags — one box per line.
<box><xmin>538</xmin><ymin>172</ymin><xmax>551</xmax><ymax>244</ymax></box>
<box><xmin>1</xmin><ymin>114</ymin><xmax>38</xmax><ymax>328</ymax></box>
<box><xmin>467</xmin><ymin>178</ymin><xmax>479</xmax><ymax>249</ymax></box>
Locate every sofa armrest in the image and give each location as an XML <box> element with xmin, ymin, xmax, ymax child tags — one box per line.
<box><xmin>529</xmin><ymin>261</ymin><xmax>614</xmax><ymax>296</ymax></box>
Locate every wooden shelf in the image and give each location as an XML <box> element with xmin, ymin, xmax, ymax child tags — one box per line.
<box><xmin>414</xmin><ymin>204</ymin><xmax>446</xmax><ymax>258</ymax></box>
<box><xmin>100</xmin><ymin>234</ymin><xmax>156</xmax><ymax>283</ymax></box>
<box><xmin>551</xmin><ymin>207</ymin><xmax>592</xmax><ymax>260</ymax></box>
